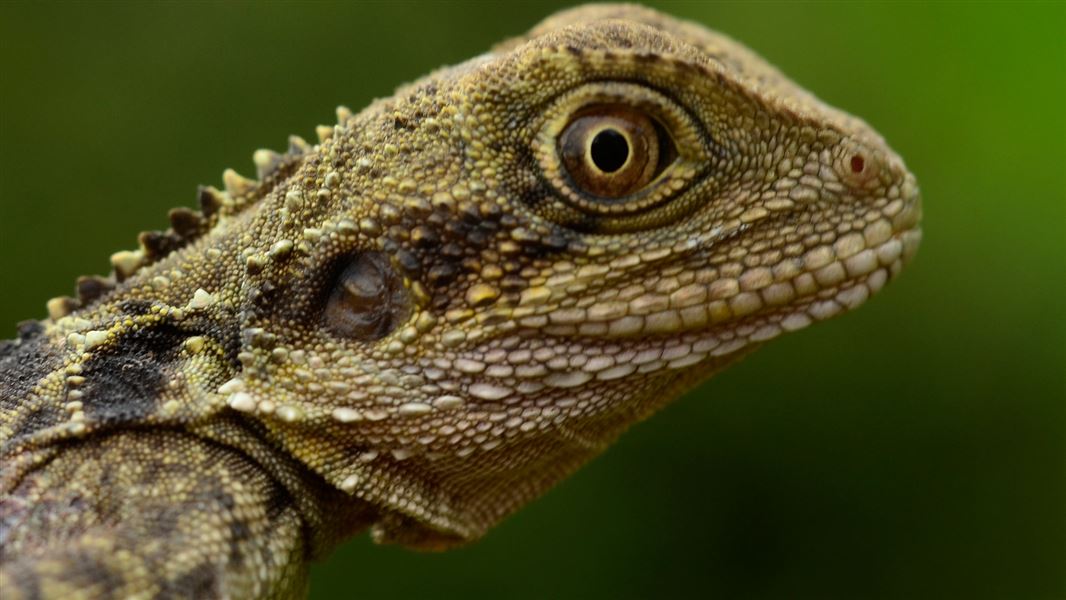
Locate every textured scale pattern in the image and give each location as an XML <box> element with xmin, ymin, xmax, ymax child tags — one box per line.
<box><xmin>0</xmin><ymin>5</ymin><xmax>921</xmax><ymax>598</ymax></box>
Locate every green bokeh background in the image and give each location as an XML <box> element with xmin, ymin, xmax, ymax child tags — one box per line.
<box><xmin>1</xmin><ymin>2</ymin><xmax>1062</xmax><ymax>598</ymax></box>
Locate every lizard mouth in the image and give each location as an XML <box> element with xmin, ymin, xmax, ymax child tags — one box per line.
<box><xmin>440</xmin><ymin>184</ymin><xmax>922</xmax><ymax>389</ymax></box>
<box><xmin>479</xmin><ymin>223</ymin><xmax>922</xmax><ymax>389</ymax></box>
<box><xmin>700</xmin><ymin>225</ymin><xmax>922</xmax><ymax>352</ymax></box>
<box><xmin>521</xmin><ymin>183</ymin><xmax>923</xmax><ymax>356</ymax></box>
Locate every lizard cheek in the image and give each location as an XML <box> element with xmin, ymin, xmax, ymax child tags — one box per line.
<box><xmin>323</xmin><ymin>252</ymin><xmax>410</xmax><ymax>340</ymax></box>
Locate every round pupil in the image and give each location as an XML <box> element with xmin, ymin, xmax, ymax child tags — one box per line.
<box><xmin>590</xmin><ymin>129</ymin><xmax>629</xmax><ymax>173</ymax></box>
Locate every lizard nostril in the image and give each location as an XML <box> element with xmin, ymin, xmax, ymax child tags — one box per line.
<box><xmin>849</xmin><ymin>154</ymin><xmax>865</xmax><ymax>174</ymax></box>
<box><xmin>834</xmin><ymin>142</ymin><xmax>880</xmax><ymax>188</ymax></box>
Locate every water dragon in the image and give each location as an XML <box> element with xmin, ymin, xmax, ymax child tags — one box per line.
<box><xmin>0</xmin><ymin>5</ymin><xmax>922</xmax><ymax>598</ymax></box>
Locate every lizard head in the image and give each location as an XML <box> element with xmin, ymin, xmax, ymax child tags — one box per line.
<box><xmin>0</xmin><ymin>5</ymin><xmax>920</xmax><ymax>547</ymax></box>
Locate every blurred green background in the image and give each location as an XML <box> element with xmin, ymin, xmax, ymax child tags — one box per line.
<box><xmin>1</xmin><ymin>2</ymin><xmax>1062</xmax><ymax>598</ymax></box>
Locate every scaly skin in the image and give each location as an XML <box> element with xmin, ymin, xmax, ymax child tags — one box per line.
<box><xmin>0</xmin><ymin>5</ymin><xmax>921</xmax><ymax>598</ymax></box>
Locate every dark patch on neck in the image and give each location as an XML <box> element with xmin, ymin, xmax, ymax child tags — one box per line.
<box><xmin>0</xmin><ymin>327</ymin><xmax>68</xmax><ymax>448</ymax></box>
<box><xmin>79</xmin><ymin>323</ymin><xmax>187</xmax><ymax>422</ymax></box>
<box><xmin>0</xmin><ymin>334</ymin><xmax>64</xmax><ymax>414</ymax></box>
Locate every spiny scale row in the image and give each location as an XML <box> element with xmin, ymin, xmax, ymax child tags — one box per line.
<box><xmin>45</xmin><ymin>106</ymin><xmax>356</xmax><ymax>321</ymax></box>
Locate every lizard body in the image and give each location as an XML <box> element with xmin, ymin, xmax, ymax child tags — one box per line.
<box><xmin>0</xmin><ymin>5</ymin><xmax>921</xmax><ymax>598</ymax></box>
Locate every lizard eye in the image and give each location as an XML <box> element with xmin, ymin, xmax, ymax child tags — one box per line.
<box><xmin>533</xmin><ymin>82</ymin><xmax>711</xmax><ymax>232</ymax></box>
<box><xmin>558</xmin><ymin>106</ymin><xmax>678</xmax><ymax>199</ymax></box>
<box><xmin>324</xmin><ymin>252</ymin><xmax>410</xmax><ymax>340</ymax></box>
